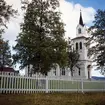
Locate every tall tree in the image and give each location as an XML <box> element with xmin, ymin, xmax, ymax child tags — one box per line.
<box><xmin>68</xmin><ymin>51</ymin><xmax>80</xmax><ymax>76</ymax></box>
<box><xmin>67</xmin><ymin>39</ymin><xmax>80</xmax><ymax>76</ymax></box>
<box><xmin>0</xmin><ymin>0</ymin><xmax>17</xmax><ymax>69</ymax></box>
<box><xmin>87</xmin><ymin>9</ymin><xmax>105</xmax><ymax>75</ymax></box>
<box><xmin>13</xmin><ymin>0</ymin><xmax>67</xmax><ymax>75</ymax></box>
<box><xmin>0</xmin><ymin>36</ymin><xmax>12</xmax><ymax>68</ymax></box>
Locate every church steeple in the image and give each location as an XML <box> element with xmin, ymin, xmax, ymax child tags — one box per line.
<box><xmin>79</xmin><ymin>10</ymin><xmax>84</xmax><ymax>26</ymax></box>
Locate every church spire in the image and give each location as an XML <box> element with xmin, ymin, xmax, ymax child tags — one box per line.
<box><xmin>79</xmin><ymin>10</ymin><xmax>84</xmax><ymax>26</ymax></box>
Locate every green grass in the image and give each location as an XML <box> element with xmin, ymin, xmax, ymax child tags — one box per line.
<box><xmin>48</xmin><ymin>80</ymin><xmax>81</xmax><ymax>89</ymax></box>
<box><xmin>83</xmin><ymin>81</ymin><xmax>104</xmax><ymax>89</ymax></box>
<box><xmin>0</xmin><ymin>93</ymin><xmax>105</xmax><ymax>105</ymax></box>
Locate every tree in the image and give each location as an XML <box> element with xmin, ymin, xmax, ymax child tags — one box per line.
<box><xmin>68</xmin><ymin>51</ymin><xmax>80</xmax><ymax>76</ymax></box>
<box><xmin>13</xmin><ymin>0</ymin><xmax>67</xmax><ymax>75</ymax></box>
<box><xmin>0</xmin><ymin>0</ymin><xmax>17</xmax><ymax>69</ymax></box>
<box><xmin>67</xmin><ymin>39</ymin><xmax>80</xmax><ymax>76</ymax></box>
<box><xmin>0</xmin><ymin>35</ymin><xmax>12</xmax><ymax>68</ymax></box>
<box><xmin>0</xmin><ymin>0</ymin><xmax>17</xmax><ymax>33</ymax></box>
<box><xmin>87</xmin><ymin>9</ymin><xmax>105</xmax><ymax>75</ymax></box>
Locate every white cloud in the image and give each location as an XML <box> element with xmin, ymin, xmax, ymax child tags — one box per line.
<box><xmin>59</xmin><ymin>0</ymin><xmax>96</xmax><ymax>39</ymax></box>
<box><xmin>6</xmin><ymin>0</ymin><xmax>21</xmax><ymax>11</ymax></box>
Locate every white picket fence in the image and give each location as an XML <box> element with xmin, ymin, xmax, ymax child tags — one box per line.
<box><xmin>0</xmin><ymin>72</ymin><xmax>105</xmax><ymax>93</ymax></box>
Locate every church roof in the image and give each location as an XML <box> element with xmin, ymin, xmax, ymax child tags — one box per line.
<box><xmin>79</xmin><ymin>10</ymin><xmax>84</xmax><ymax>26</ymax></box>
<box><xmin>72</xmin><ymin>36</ymin><xmax>86</xmax><ymax>40</ymax></box>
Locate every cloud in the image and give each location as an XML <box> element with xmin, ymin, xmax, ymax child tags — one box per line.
<box><xmin>6</xmin><ymin>0</ymin><xmax>21</xmax><ymax>11</ymax></box>
<box><xmin>59</xmin><ymin>0</ymin><xmax>96</xmax><ymax>39</ymax></box>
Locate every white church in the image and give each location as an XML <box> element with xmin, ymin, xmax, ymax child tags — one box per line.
<box><xmin>25</xmin><ymin>11</ymin><xmax>92</xmax><ymax>79</ymax></box>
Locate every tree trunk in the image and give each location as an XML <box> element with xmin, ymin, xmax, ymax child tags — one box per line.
<box><xmin>28</xmin><ymin>65</ymin><xmax>30</xmax><ymax>76</ymax></box>
<box><xmin>71</xmin><ymin>70</ymin><xmax>73</xmax><ymax>77</ymax></box>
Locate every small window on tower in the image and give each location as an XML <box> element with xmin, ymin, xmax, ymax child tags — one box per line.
<box><xmin>76</xmin><ymin>43</ymin><xmax>78</xmax><ymax>50</ymax></box>
<box><xmin>78</xmin><ymin>28</ymin><xmax>81</xmax><ymax>34</ymax></box>
<box><xmin>78</xmin><ymin>69</ymin><xmax>80</xmax><ymax>76</ymax></box>
<box><xmin>80</xmin><ymin>42</ymin><xmax>82</xmax><ymax>49</ymax></box>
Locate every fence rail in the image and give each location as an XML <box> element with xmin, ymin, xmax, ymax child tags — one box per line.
<box><xmin>0</xmin><ymin>72</ymin><xmax>105</xmax><ymax>93</ymax></box>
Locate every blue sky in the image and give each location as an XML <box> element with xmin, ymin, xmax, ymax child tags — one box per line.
<box><xmin>67</xmin><ymin>0</ymin><xmax>105</xmax><ymax>10</ymax></box>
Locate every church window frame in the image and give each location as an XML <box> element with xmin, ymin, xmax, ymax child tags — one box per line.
<box><xmin>78</xmin><ymin>28</ymin><xmax>81</xmax><ymax>34</ymax></box>
<box><xmin>80</xmin><ymin>42</ymin><xmax>82</xmax><ymax>49</ymax></box>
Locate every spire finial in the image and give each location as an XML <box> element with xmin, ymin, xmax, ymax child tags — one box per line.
<box><xmin>79</xmin><ymin>9</ymin><xmax>84</xmax><ymax>26</ymax></box>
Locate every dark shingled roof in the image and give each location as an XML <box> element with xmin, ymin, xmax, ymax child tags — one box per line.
<box><xmin>0</xmin><ymin>67</ymin><xmax>15</xmax><ymax>72</ymax></box>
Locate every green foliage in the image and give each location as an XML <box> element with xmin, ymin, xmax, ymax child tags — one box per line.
<box><xmin>67</xmin><ymin>41</ymin><xmax>80</xmax><ymax>76</ymax></box>
<box><xmin>87</xmin><ymin>9</ymin><xmax>105</xmax><ymax>74</ymax></box>
<box><xmin>13</xmin><ymin>0</ymin><xmax>67</xmax><ymax>75</ymax></box>
<box><xmin>68</xmin><ymin>51</ymin><xmax>79</xmax><ymax>76</ymax></box>
<box><xmin>0</xmin><ymin>0</ymin><xmax>17</xmax><ymax>31</ymax></box>
<box><xmin>0</xmin><ymin>36</ymin><xmax>12</xmax><ymax>67</ymax></box>
<box><xmin>0</xmin><ymin>0</ymin><xmax>17</xmax><ymax>68</ymax></box>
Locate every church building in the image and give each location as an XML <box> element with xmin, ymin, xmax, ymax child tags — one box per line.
<box><xmin>25</xmin><ymin>11</ymin><xmax>92</xmax><ymax>79</ymax></box>
<box><xmin>68</xmin><ymin>11</ymin><xmax>92</xmax><ymax>79</ymax></box>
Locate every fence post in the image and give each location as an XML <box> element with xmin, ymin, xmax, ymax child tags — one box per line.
<box><xmin>81</xmin><ymin>79</ymin><xmax>84</xmax><ymax>93</ymax></box>
<box><xmin>0</xmin><ymin>72</ymin><xmax>3</xmax><ymax>93</ymax></box>
<box><xmin>104</xmin><ymin>81</ymin><xmax>105</xmax><ymax>92</ymax></box>
<box><xmin>46</xmin><ymin>76</ymin><xmax>48</xmax><ymax>93</ymax></box>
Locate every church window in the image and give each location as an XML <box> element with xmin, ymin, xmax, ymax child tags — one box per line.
<box><xmin>61</xmin><ymin>68</ymin><xmax>65</xmax><ymax>75</ymax></box>
<box><xmin>80</xmin><ymin>42</ymin><xmax>82</xmax><ymax>49</ymax></box>
<box><xmin>53</xmin><ymin>69</ymin><xmax>56</xmax><ymax>76</ymax></box>
<box><xmin>78</xmin><ymin>69</ymin><xmax>80</xmax><ymax>76</ymax></box>
<box><xmin>76</xmin><ymin>43</ymin><xmax>78</xmax><ymax>50</ymax></box>
<box><xmin>78</xmin><ymin>28</ymin><xmax>81</xmax><ymax>34</ymax></box>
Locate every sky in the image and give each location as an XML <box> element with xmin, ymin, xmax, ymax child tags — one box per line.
<box><xmin>67</xmin><ymin>0</ymin><xmax>105</xmax><ymax>10</ymax></box>
<box><xmin>3</xmin><ymin>0</ymin><xmax>105</xmax><ymax>76</ymax></box>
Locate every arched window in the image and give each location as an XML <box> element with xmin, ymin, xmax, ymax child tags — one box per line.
<box><xmin>76</xmin><ymin>43</ymin><xmax>78</xmax><ymax>50</ymax></box>
<box><xmin>78</xmin><ymin>69</ymin><xmax>80</xmax><ymax>76</ymax></box>
<box><xmin>80</xmin><ymin>42</ymin><xmax>82</xmax><ymax>49</ymax></box>
<box><xmin>78</xmin><ymin>28</ymin><xmax>81</xmax><ymax>34</ymax></box>
<box><xmin>60</xmin><ymin>68</ymin><xmax>65</xmax><ymax>76</ymax></box>
<box><xmin>53</xmin><ymin>69</ymin><xmax>56</xmax><ymax>76</ymax></box>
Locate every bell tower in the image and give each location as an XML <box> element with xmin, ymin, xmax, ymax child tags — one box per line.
<box><xmin>76</xmin><ymin>10</ymin><xmax>88</xmax><ymax>37</ymax></box>
<box><xmin>70</xmin><ymin>10</ymin><xmax>92</xmax><ymax>79</ymax></box>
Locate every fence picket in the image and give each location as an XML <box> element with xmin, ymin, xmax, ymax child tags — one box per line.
<box><xmin>0</xmin><ymin>72</ymin><xmax>3</xmax><ymax>93</ymax></box>
<box><xmin>81</xmin><ymin>79</ymin><xmax>83</xmax><ymax>93</ymax></box>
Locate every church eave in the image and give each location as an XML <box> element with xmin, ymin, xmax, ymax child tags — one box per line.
<box><xmin>72</xmin><ymin>36</ymin><xmax>86</xmax><ymax>40</ymax></box>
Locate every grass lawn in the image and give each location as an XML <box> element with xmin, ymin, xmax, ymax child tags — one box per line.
<box><xmin>0</xmin><ymin>93</ymin><xmax>105</xmax><ymax>105</ymax></box>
